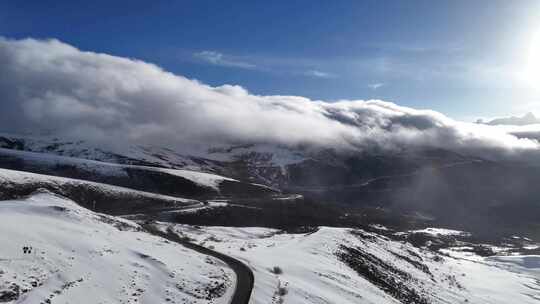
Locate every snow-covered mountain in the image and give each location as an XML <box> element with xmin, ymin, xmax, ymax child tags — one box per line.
<box><xmin>0</xmin><ymin>133</ymin><xmax>305</xmax><ymax>187</ymax></box>
<box><xmin>0</xmin><ymin>132</ymin><xmax>479</xmax><ymax>190</ymax></box>
<box><xmin>1</xmin><ymin>187</ymin><xmax>538</xmax><ymax>304</ymax></box>
<box><xmin>1</xmin><ymin>133</ymin><xmax>540</xmax><ymax>304</ymax></box>
<box><xmin>0</xmin><ymin>133</ymin><xmax>305</xmax><ymax>173</ymax></box>
<box><xmin>2</xmin><ymin>132</ymin><xmax>540</xmax><ymax>239</ymax></box>
<box><xmin>0</xmin><ymin>139</ymin><xmax>278</xmax><ymax>200</ymax></box>
<box><xmin>2</xmin><ymin>23</ymin><xmax>540</xmax><ymax>304</ymax></box>
<box><xmin>0</xmin><ymin>168</ymin><xmax>201</xmax><ymax>215</ymax></box>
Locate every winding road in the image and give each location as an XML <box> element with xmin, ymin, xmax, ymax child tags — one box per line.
<box><xmin>142</xmin><ymin>223</ymin><xmax>254</xmax><ymax>304</ymax></box>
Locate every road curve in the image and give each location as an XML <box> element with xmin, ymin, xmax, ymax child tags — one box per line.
<box><xmin>142</xmin><ymin>223</ymin><xmax>254</xmax><ymax>304</ymax></box>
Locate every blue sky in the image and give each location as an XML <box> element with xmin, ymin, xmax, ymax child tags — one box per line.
<box><xmin>1</xmin><ymin>0</ymin><xmax>539</xmax><ymax>120</ymax></box>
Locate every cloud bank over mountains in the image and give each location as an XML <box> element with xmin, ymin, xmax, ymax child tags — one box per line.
<box><xmin>0</xmin><ymin>37</ymin><xmax>539</xmax><ymax>159</ymax></box>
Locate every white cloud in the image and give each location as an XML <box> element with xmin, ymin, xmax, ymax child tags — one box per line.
<box><xmin>194</xmin><ymin>50</ymin><xmax>256</xmax><ymax>69</ymax></box>
<box><xmin>0</xmin><ymin>38</ymin><xmax>539</xmax><ymax>160</ymax></box>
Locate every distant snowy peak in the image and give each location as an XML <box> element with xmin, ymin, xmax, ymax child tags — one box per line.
<box><xmin>478</xmin><ymin>112</ymin><xmax>540</xmax><ymax>126</ymax></box>
<box><xmin>409</xmin><ymin>227</ymin><xmax>471</xmax><ymax>237</ymax></box>
<box><xmin>0</xmin><ymin>133</ymin><xmax>307</xmax><ymax>171</ymax></box>
<box><xmin>0</xmin><ymin>132</ymin><xmax>214</xmax><ymax>170</ymax></box>
<box><xmin>0</xmin><ymin>132</ymin><xmax>309</xmax><ymax>187</ymax></box>
<box><xmin>0</xmin><ymin>147</ymin><xmax>278</xmax><ymax>200</ymax></box>
<box><xmin>206</xmin><ymin>144</ymin><xmax>307</xmax><ymax>166</ymax></box>
<box><xmin>0</xmin><ymin>131</ymin><xmax>485</xmax><ymax>192</ymax></box>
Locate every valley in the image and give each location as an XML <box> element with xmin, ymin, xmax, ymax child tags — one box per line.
<box><xmin>0</xmin><ymin>134</ymin><xmax>539</xmax><ymax>303</ymax></box>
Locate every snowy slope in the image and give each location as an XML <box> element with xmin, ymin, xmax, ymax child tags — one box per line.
<box><xmin>0</xmin><ymin>133</ymin><xmax>306</xmax><ymax>187</ymax></box>
<box><xmin>0</xmin><ymin>192</ymin><xmax>235</xmax><ymax>304</ymax></box>
<box><xmin>0</xmin><ymin>132</ymin><xmax>213</xmax><ymax>170</ymax></box>
<box><xmin>167</xmin><ymin>225</ymin><xmax>540</xmax><ymax>304</ymax></box>
<box><xmin>0</xmin><ymin>167</ymin><xmax>199</xmax><ymax>205</ymax></box>
<box><xmin>159</xmin><ymin>168</ymin><xmax>236</xmax><ymax>191</ymax></box>
<box><xmin>0</xmin><ymin>133</ymin><xmax>306</xmax><ymax>173</ymax></box>
<box><xmin>0</xmin><ymin>147</ymin><xmax>238</xmax><ymax>191</ymax></box>
<box><xmin>0</xmin><ymin>168</ymin><xmax>202</xmax><ymax>215</ymax></box>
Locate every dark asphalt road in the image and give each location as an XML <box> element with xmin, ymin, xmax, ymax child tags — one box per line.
<box><xmin>142</xmin><ymin>223</ymin><xmax>254</xmax><ymax>304</ymax></box>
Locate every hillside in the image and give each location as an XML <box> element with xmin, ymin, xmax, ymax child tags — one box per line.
<box><xmin>162</xmin><ymin>224</ymin><xmax>540</xmax><ymax>304</ymax></box>
<box><xmin>2</xmin><ymin>133</ymin><xmax>540</xmax><ymax>239</ymax></box>
<box><xmin>0</xmin><ymin>191</ymin><xmax>235</xmax><ymax>304</ymax></box>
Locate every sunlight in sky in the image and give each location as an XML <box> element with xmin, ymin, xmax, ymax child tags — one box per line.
<box><xmin>0</xmin><ymin>1</ymin><xmax>540</xmax><ymax>119</ymax></box>
<box><xmin>524</xmin><ymin>29</ymin><xmax>540</xmax><ymax>88</ymax></box>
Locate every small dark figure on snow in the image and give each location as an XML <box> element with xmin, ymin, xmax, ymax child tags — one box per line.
<box><xmin>22</xmin><ymin>246</ymin><xmax>33</xmax><ymax>254</ymax></box>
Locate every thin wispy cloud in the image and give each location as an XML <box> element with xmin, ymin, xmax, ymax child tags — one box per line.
<box><xmin>304</xmin><ymin>70</ymin><xmax>337</xmax><ymax>79</ymax></box>
<box><xmin>194</xmin><ymin>50</ymin><xmax>256</xmax><ymax>69</ymax></box>
<box><xmin>192</xmin><ymin>51</ymin><xmax>338</xmax><ymax>79</ymax></box>
<box><xmin>368</xmin><ymin>83</ymin><xmax>384</xmax><ymax>90</ymax></box>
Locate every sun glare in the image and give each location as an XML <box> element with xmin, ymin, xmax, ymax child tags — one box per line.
<box><xmin>525</xmin><ymin>30</ymin><xmax>540</xmax><ymax>86</ymax></box>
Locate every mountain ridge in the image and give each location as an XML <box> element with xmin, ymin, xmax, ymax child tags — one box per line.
<box><xmin>477</xmin><ymin>112</ymin><xmax>540</xmax><ymax>126</ymax></box>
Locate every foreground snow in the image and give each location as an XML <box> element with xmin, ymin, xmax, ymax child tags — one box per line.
<box><xmin>170</xmin><ymin>225</ymin><xmax>540</xmax><ymax>304</ymax></box>
<box><xmin>0</xmin><ymin>193</ymin><xmax>235</xmax><ymax>304</ymax></box>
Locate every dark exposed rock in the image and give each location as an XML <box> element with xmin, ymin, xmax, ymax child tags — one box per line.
<box><xmin>337</xmin><ymin>245</ymin><xmax>430</xmax><ymax>304</ymax></box>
